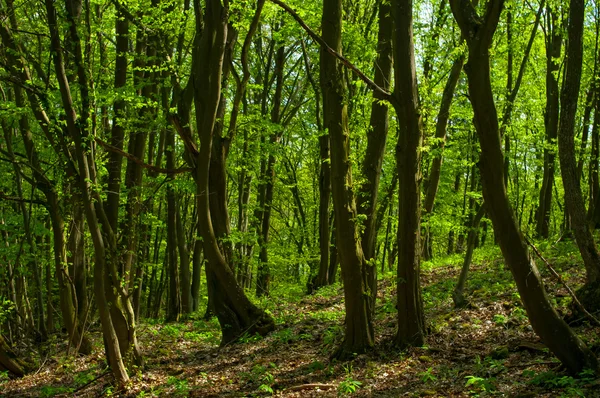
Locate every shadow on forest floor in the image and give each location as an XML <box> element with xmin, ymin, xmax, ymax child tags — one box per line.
<box><xmin>2</xmin><ymin>248</ymin><xmax>600</xmax><ymax>397</ymax></box>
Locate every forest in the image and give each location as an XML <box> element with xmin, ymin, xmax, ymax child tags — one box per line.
<box><xmin>1</xmin><ymin>0</ymin><xmax>600</xmax><ymax>395</ymax></box>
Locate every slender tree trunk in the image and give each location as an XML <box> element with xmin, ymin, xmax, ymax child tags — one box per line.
<box><xmin>1</xmin><ymin>118</ymin><xmax>47</xmax><ymax>342</ymax></box>
<box><xmin>67</xmin><ymin>204</ymin><xmax>92</xmax><ymax>354</ymax></box>
<box><xmin>391</xmin><ymin>0</ymin><xmax>425</xmax><ymax>349</ymax></box>
<box><xmin>191</xmin><ymin>225</ymin><xmax>203</xmax><ymax>312</ymax></box>
<box><xmin>356</xmin><ymin>1</ymin><xmax>393</xmax><ymax>313</ymax></box>
<box><xmin>453</xmin><ymin>204</ymin><xmax>485</xmax><ymax>308</ymax></box>
<box><xmin>422</xmin><ymin>53</ymin><xmax>465</xmax><ymax>258</ymax></box>
<box><xmin>536</xmin><ymin>7</ymin><xmax>561</xmax><ymax>238</ymax></box>
<box><xmin>177</xmin><ymin>203</ymin><xmax>192</xmax><ymax>314</ymax></box>
<box><xmin>557</xmin><ymin>0</ymin><xmax>600</xmax><ymax>284</ymax></box>
<box><xmin>450</xmin><ymin>0</ymin><xmax>599</xmax><ymax>375</ymax></box>
<box><xmin>257</xmin><ymin>43</ymin><xmax>285</xmax><ymax>297</ymax></box>
<box><xmin>44</xmin><ymin>0</ymin><xmax>138</xmax><ymax>383</ymax></box>
<box><xmin>166</xmin><ymin>128</ymin><xmax>181</xmax><ymax>321</ymax></box>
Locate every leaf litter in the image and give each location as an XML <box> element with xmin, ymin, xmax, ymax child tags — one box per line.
<box><xmin>1</xmin><ymin>252</ymin><xmax>599</xmax><ymax>397</ymax></box>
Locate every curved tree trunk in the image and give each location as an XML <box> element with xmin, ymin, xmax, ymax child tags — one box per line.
<box><xmin>190</xmin><ymin>0</ymin><xmax>274</xmax><ymax>344</ymax></box>
<box><xmin>450</xmin><ymin>0</ymin><xmax>598</xmax><ymax>375</ymax></box>
<box><xmin>453</xmin><ymin>203</ymin><xmax>485</xmax><ymax>308</ymax></box>
<box><xmin>422</xmin><ymin>53</ymin><xmax>465</xmax><ymax>259</ymax></box>
<box><xmin>0</xmin><ymin>335</ymin><xmax>27</xmax><ymax>378</ymax></box>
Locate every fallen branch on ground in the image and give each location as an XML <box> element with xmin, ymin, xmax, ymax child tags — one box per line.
<box><xmin>286</xmin><ymin>383</ymin><xmax>336</xmax><ymax>391</ymax></box>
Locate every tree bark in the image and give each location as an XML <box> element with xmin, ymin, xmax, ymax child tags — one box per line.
<box><xmin>189</xmin><ymin>0</ymin><xmax>274</xmax><ymax>344</ymax></box>
<box><xmin>257</xmin><ymin>43</ymin><xmax>285</xmax><ymax>297</ymax></box>
<box><xmin>356</xmin><ymin>1</ymin><xmax>393</xmax><ymax>314</ymax></box>
<box><xmin>557</xmin><ymin>0</ymin><xmax>600</xmax><ymax>284</ymax></box>
<box><xmin>450</xmin><ymin>0</ymin><xmax>599</xmax><ymax>375</ymax></box>
<box><xmin>453</xmin><ymin>203</ymin><xmax>485</xmax><ymax>308</ymax></box>
<box><xmin>322</xmin><ymin>0</ymin><xmax>374</xmax><ymax>359</ymax></box>
<box><xmin>391</xmin><ymin>0</ymin><xmax>425</xmax><ymax>349</ymax></box>
<box><xmin>536</xmin><ymin>6</ymin><xmax>561</xmax><ymax>238</ymax></box>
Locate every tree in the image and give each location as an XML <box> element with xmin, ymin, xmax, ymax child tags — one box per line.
<box><xmin>357</xmin><ymin>0</ymin><xmax>393</xmax><ymax>312</ymax></box>
<box><xmin>320</xmin><ymin>0</ymin><xmax>374</xmax><ymax>358</ymax></box>
<box><xmin>181</xmin><ymin>0</ymin><xmax>275</xmax><ymax>344</ymax></box>
<box><xmin>536</xmin><ymin>4</ymin><xmax>562</xmax><ymax>238</ymax></box>
<box><xmin>557</xmin><ymin>0</ymin><xmax>600</xmax><ymax>285</ymax></box>
<box><xmin>391</xmin><ymin>0</ymin><xmax>426</xmax><ymax>348</ymax></box>
<box><xmin>450</xmin><ymin>0</ymin><xmax>599</xmax><ymax>374</ymax></box>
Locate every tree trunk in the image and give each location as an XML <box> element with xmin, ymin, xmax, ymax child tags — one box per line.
<box><xmin>189</xmin><ymin>0</ymin><xmax>274</xmax><ymax>344</ymax></box>
<box><xmin>557</xmin><ymin>0</ymin><xmax>600</xmax><ymax>284</ymax></box>
<box><xmin>166</xmin><ymin>127</ymin><xmax>181</xmax><ymax>321</ymax></box>
<box><xmin>0</xmin><ymin>335</ymin><xmax>27</xmax><ymax>378</ymax></box>
<box><xmin>450</xmin><ymin>0</ymin><xmax>599</xmax><ymax>375</ymax></box>
<box><xmin>422</xmin><ymin>53</ymin><xmax>465</xmax><ymax>258</ymax></box>
<box><xmin>322</xmin><ymin>0</ymin><xmax>373</xmax><ymax>359</ymax></box>
<box><xmin>453</xmin><ymin>204</ymin><xmax>485</xmax><ymax>308</ymax></box>
<box><xmin>315</xmin><ymin>133</ymin><xmax>332</xmax><ymax>288</ymax></box>
<box><xmin>391</xmin><ymin>0</ymin><xmax>425</xmax><ymax>349</ymax></box>
<box><xmin>191</xmin><ymin>225</ymin><xmax>203</xmax><ymax>312</ymax></box>
<box><xmin>177</xmin><ymin>203</ymin><xmax>192</xmax><ymax>315</ymax></box>
<box><xmin>257</xmin><ymin>43</ymin><xmax>285</xmax><ymax>297</ymax></box>
<box><xmin>43</xmin><ymin>0</ymin><xmax>138</xmax><ymax>383</ymax></box>
<box><xmin>67</xmin><ymin>204</ymin><xmax>92</xmax><ymax>354</ymax></box>
<box><xmin>536</xmin><ymin>7</ymin><xmax>561</xmax><ymax>238</ymax></box>
<box><xmin>356</xmin><ymin>1</ymin><xmax>393</xmax><ymax>313</ymax></box>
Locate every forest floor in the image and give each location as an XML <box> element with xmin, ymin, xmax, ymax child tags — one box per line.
<box><xmin>2</xmin><ymin>244</ymin><xmax>600</xmax><ymax>397</ymax></box>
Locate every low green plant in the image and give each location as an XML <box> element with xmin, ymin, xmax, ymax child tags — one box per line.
<box><xmin>241</xmin><ymin>363</ymin><xmax>276</xmax><ymax>394</ymax></box>
<box><xmin>419</xmin><ymin>367</ymin><xmax>437</xmax><ymax>383</ymax></box>
<box><xmin>40</xmin><ymin>386</ymin><xmax>73</xmax><ymax>397</ymax></box>
<box><xmin>323</xmin><ymin>325</ymin><xmax>343</xmax><ymax>347</ymax></box>
<box><xmin>238</xmin><ymin>332</ymin><xmax>263</xmax><ymax>344</ymax></box>
<box><xmin>74</xmin><ymin>370</ymin><xmax>95</xmax><ymax>386</ymax></box>
<box><xmin>167</xmin><ymin>376</ymin><xmax>190</xmax><ymax>396</ymax></box>
<box><xmin>493</xmin><ymin>314</ymin><xmax>507</xmax><ymax>326</ymax></box>
<box><xmin>338</xmin><ymin>376</ymin><xmax>362</xmax><ymax>395</ymax></box>
<box><xmin>338</xmin><ymin>365</ymin><xmax>361</xmax><ymax>396</ymax></box>
<box><xmin>307</xmin><ymin>360</ymin><xmax>325</xmax><ymax>373</ymax></box>
<box><xmin>161</xmin><ymin>324</ymin><xmax>182</xmax><ymax>338</ymax></box>
<box><xmin>464</xmin><ymin>375</ymin><xmax>496</xmax><ymax>393</ymax></box>
<box><xmin>258</xmin><ymin>371</ymin><xmax>275</xmax><ymax>395</ymax></box>
<box><xmin>523</xmin><ymin>368</ymin><xmax>595</xmax><ymax>395</ymax></box>
<box><xmin>273</xmin><ymin>328</ymin><xmax>294</xmax><ymax>344</ymax></box>
<box><xmin>0</xmin><ymin>370</ymin><xmax>9</xmax><ymax>384</ymax></box>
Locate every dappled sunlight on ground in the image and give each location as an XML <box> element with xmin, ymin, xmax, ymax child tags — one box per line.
<box><xmin>2</xmin><ymin>248</ymin><xmax>599</xmax><ymax>397</ymax></box>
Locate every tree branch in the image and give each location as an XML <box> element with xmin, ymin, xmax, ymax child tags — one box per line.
<box><xmin>95</xmin><ymin>138</ymin><xmax>193</xmax><ymax>174</ymax></box>
<box><xmin>269</xmin><ymin>0</ymin><xmax>395</xmax><ymax>106</ymax></box>
<box><xmin>526</xmin><ymin>237</ymin><xmax>600</xmax><ymax>327</ymax></box>
<box><xmin>0</xmin><ymin>193</ymin><xmax>48</xmax><ymax>207</ymax></box>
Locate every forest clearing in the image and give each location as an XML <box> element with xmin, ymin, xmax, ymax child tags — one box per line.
<box><xmin>2</xmin><ymin>0</ymin><xmax>600</xmax><ymax>395</ymax></box>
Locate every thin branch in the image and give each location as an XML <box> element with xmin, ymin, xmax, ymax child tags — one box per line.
<box><xmin>168</xmin><ymin>114</ymin><xmax>199</xmax><ymax>159</ymax></box>
<box><xmin>0</xmin><ymin>193</ymin><xmax>48</xmax><ymax>207</ymax></box>
<box><xmin>526</xmin><ymin>237</ymin><xmax>600</xmax><ymax>326</ymax></box>
<box><xmin>95</xmin><ymin>138</ymin><xmax>193</xmax><ymax>174</ymax></box>
<box><xmin>269</xmin><ymin>0</ymin><xmax>395</xmax><ymax>106</ymax></box>
<box><xmin>286</xmin><ymin>384</ymin><xmax>336</xmax><ymax>392</ymax></box>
